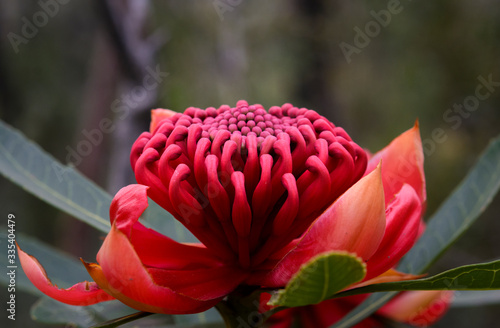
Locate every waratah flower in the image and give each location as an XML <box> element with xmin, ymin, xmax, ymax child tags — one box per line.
<box><xmin>18</xmin><ymin>100</ymin><xmax>430</xmax><ymax>316</ymax></box>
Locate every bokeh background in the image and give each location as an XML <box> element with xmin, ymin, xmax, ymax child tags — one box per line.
<box><xmin>1</xmin><ymin>1</ymin><xmax>500</xmax><ymax>327</ymax></box>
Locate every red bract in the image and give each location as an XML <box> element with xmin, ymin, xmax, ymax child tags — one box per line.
<box><xmin>18</xmin><ymin>101</ymin><xmax>440</xmax><ymax>320</ymax></box>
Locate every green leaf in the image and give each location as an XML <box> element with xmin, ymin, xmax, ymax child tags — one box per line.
<box><xmin>331</xmin><ymin>135</ymin><xmax>500</xmax><ymax>328</ymax></box>
<box><xmin>32</xmin><ymin>297</ymin><xmax>224</xmax><ymax>328</ymax></box>
<box><xmin>31</xmin><ymin>298</ymin><xmax>138</xmax><ymax>328</ymax></box>
<box><xmin>333</xmin><ymin>259</ymin><xmax>500</xmax><ymax>298</ymax></box>
<box><xmin>0</xmin><ymin>119</ymin><xmax>198</xmax><ymax>243</ymax></box>
<box><xmin>0</xmin><ymin>120</ymin><xmax>111</xmax><ymax>233</ymax></box>
<box><xmin>269</xmin><ymin>251</ymin><xmax>366</xmax><ymax>308</ymax></box>
<box><xmin>0</xmin><ymin>120</ymin><xmax>197</xmax><ymax>241</ymax></box>
<box><xmin>330</xmin><ymin>292</ymin><xmax>398</xmax><ymax>328</ymax></box>
<box><xmin>141</xmin><ymin>198</ymin><xmax>199</xmax><ymax>243</ymax></box>
<box><xmin>452</xmin><ymin>290</ymin><xmax>500</xmax><ymax>307</ymax></box>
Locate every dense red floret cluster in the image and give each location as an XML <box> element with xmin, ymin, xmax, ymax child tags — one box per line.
<box><xmin>131</xmin><ymin>100</ymin><xmax>367</xmax><ymax>268</ymax></box>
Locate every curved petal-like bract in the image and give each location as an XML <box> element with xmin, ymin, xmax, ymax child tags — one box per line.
<box><xmin>17</xmin><ymin>244</ymin><xmax>114</xmax><ymax>305</ymax></box>
<box><xmin>92</xmin><ymin>224</ymin><xmax>239</xmax><ymax>314</ymax></box>
<box><xmin>109</xmin><ymin>184</ymin><xmax>222</xmax><ymax>270</ymax></box>
<box><xmin>364</xmin><ymin>184</ymin><xmax>422</xmax><ymax>280</ymax></box>
<box><xmin>92</xmin><ymin>183</ymin><xmax>248</xmax><ymax>314</ymax></box>
<box><xmin>378</xmin><ymin>290</ymin><xmax>454</xmax><ymax>327</ymax></box>
<box><xmin>366</xmin><ymin>122</ymin><xmax>425</xmax><ymax>206</ymax></box>
<box><xmin>150</xmin><ymin>108</ymin><xmax>178</xmax><ymax>133</ymax></box>
<box><xmin>249</xmin><ymin>164</ymin><xmax>385</xmax><ymax>287</ymax></box>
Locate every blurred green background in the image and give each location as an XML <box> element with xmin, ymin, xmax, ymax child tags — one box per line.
<box><xmin>1</xmin><ymin>1</ymin><xmax>500</xmax><ymax>327</ymax></box>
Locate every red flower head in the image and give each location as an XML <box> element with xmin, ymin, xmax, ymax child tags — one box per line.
<box><xmin>131</xmin><ymin>100</ymin><xmax>367</xmax><ymax>270</ymax></box>
<box><xmin>18</xmin><ymin>100</ymin><xmax>442</xmax><ymax>323</ymax></box>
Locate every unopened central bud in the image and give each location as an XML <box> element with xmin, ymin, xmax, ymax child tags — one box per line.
<box><xmin>198</xmin><ymin>100</ymin><xmax>306</xmax><ymax>145</ymax></box>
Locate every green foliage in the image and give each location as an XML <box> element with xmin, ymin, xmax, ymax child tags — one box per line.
<box><xmin>334</xmin><ymin>260</ymin><xmax>500</xmax><ymax>298</ymax></box>
<box><xmin>31</xmin><ymin>298</ymin><xmax>223</xmax><ymax>328</ymax></box>
<box><xmin>269</xmin><ymin>252</ymin><xmax>366</xmax><ymax>308</ymax></box>
<box><xmin>141</xmin><ymin>199</ymin><xmax>199</xmax><ymax>243</ymax></box>
<box><xmin>452</xmin><ymin>290</ymin><xmax>500</xmax><ymax>308</ymax></box>
<box><xmin>0</xmin><ymin>119</ymin><xmax>196</xmax><ymax>242</ymax></box>
<box><xmin>0</xmin><ymin>121</ymin><xmax>111</xmax><ymax>233</ymax></box>
<box><xmin>31</xmin><ymin>298</ymin><xmax>137</xmax><ymax>328</ymax></box>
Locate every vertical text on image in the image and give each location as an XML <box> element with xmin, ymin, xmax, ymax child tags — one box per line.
<box><xmin>6</xmin><ymin>213</ymin><xmax>17</xmax><ymax>320</ymax></box>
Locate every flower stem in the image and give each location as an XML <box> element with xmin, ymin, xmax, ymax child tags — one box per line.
<box><xmin>215</xmin><ymin>289</ymin><xmax>271</xmax><ymax>328</ymax></box>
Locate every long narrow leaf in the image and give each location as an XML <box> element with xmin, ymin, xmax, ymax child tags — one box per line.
<box><xmin>0</xmin><ymin>120</ymin><xmax>196</xmax><ymax>242</ymax></box>
<box><xmin>141</xmin><ymin>199</ymin><xmax>199</xmax><ymax>243</ymax></box>
<box><xmin>331</xmin><ymin>135</ymin><xmax>500</xmax><ymax>328</ymax></box>
<box><xmin>333</xmin><ymin>259</ymin><xmax>500</xmax><ymax>298</ymax></box>
<box><xmin>31</xmin><ymin>298</ymin><xmax>139</xmax><ymax>328</ymax></box>
<box><xmin>452</xmin><ymin>290</ymin><xmax>500</xmax><ymax>307</ymax></box>
<box><xmin>32</xmin><ymin>297</ymin><xmax>224</xmax><ymax>328</ymax></box>
<box><xmin>0</xmin><ymin>120</ymin><xmax>110</xmax><ymax>232</ymax></box>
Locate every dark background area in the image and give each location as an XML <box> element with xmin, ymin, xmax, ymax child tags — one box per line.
<box><xmin>1</xmin><ymin>1</ymin><xmax>499</xmax><ymax>327</ymax></box>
